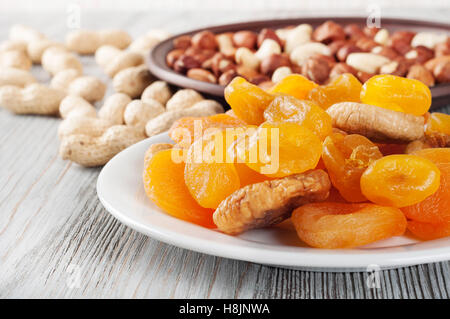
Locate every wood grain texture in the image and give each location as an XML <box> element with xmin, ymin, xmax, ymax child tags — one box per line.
<box><xmin>0</xmin><ymin>7</ymin><xmax>450</xmax><ymax>299</ymax></box>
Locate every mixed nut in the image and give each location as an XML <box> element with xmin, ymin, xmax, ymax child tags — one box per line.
<box><xmin>167</xmin><ymin>20</ymin><xmax>450</xmax><ymax>87</ymax></box>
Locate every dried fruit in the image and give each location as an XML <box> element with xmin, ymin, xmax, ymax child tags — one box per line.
<box><xmin>268</xmin><ymin>74</ymin><xmax>318</xmax><ymax>100</ymax></box>
<box><xmin>360</xmin><ymin>74</ymin><xmax>432</xmax><ymax>115</ymax></box>
<box><xmin>184</xmin><ymin>130</ymin><xmax>241</xmax><ymax>209</ymax></box>
<box><xmin>213</xmin><ymin>170</ymin><xmax>331</xmax><ymax>235</ymax></box>
<box><xmin>426</xmin><ymin>112</ymin><xmax>450</xmax><ymax>136</ymax></box>
<box><xmin>143</xmin><ymin>149</ymin><xmax>214</xmax><ymax>227</ymax></box>
<box><xmin>224</xmin><ymin>76</ymin><xmax>274</xmax><ymax>125</ymax></box>
<box><xmin>292</xmin><ymin>203</ymin><xmax>407</xmax><ymax>249</ymax></box>
<box><xmin>307</xmin><ymin>73</ymin><xmax>362</xmax><ymax>109</ymax></box>
<box><xmin>402</xmin><ymin>148</ymin><xmax>450</xmax><ymax>225</ymax></box>
<box><xmin>322</xmin><ymin>133</ymin><xmax>382</xmax><ymax>202</ymax></box>
<box><xmin>263</xmin><ymin>95</ymin><xmax>332</xmax><ymax>140</ymax></box>
<box><xmin>169</xmin><ymin>113</ymin><xmax>246</xmax><ymax>148</ymax></box>
<box><xmin>236</xmin><ymin>122</ymin><xmax>322</xmax><ymax>177</ymax></box>
<box><xmin>360</xmin><ymin>154</ymin><xmax>441</xmax><ymax>207</ymax></box>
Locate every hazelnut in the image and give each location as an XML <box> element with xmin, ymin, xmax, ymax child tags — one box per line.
<box><xmin>336</xmin><ymin>44</ymin><xmax>362</xmax><ymax>61</ymax></box>
<box><xmin>344</xmin><ymin>24</ymin><xmax>365</xmax><ymax>40</ymax></box>
<box><xmin>371</xmin><ymin>46</ymin><xmax>399</xmax><ymax>60</ymax></box>
<box><xmin>355</xmin><ymin>37</ymin><xmax>378</xmax><ymax>51</ymax></box>
<box><xmin>260</xmin><ymin>53</ymin><xmax>290</xmax><ymax>75</ymax></box>
<box><xmin>166</xmin><ymin>49</ymin><xmax>185</xmax><ymax>67</ymax></box>
<box><xmin>363</xmin><ymin>26</ymin><xmax>380</xmax><ymax>39</ymax></box>
<box><xmin>301</xmin><ymin>55</ymin><xmax>330</xmax><ymax>84</ymax></box>
<box><xmin>388</xmin><ymin>31</ymin><xmax>415</xmax><ymax>55</ymax></box>
<box><xmin>173</xmin><ymin>35</ymin><xmax>191</xmax><ymax>50</ymax></box>
<box><xmin>211</xmin><ymin>53</ymin><xmax>235</xmax><ymax>76</ymax></box>
<box><xmin>218</xmin><ymin>69</ymin><xmax>238</xmax><ymax>86</ymax></box>
<box><xmin>405</xmin><ymin>45</ymin><xmax>434</xmax><ymax>64</ymax></box>
<box><xmin>329</xmin><ymin>63</ymin><xmax>357</xmax><ymax>78</ymax></box>
<box><xmin>233</xmin><ymin>31</ymin><xmax>257</xmax><ymax>49</ymax></box>
<box><xmin>187</xmin><ymin>68</ymin><xmax>217</xmax><ymax>83</ymax></box>
<box><xmin>313</xmin><ymin>20</ymin><xmax>346</xmax><ymax>44</ymax></box>
<box><xmin>191</xmin><ymin>30</ymin><xmax>217</xmax><ymax>50</ymax></box>
<box><xmin>433</xmin><ymin>60</ymin><xmax>450</xmax><ymax>83</ymax></box>
<box><xmin>257</xmin><ymin>28</ymin><xmax>282</xmax><ymax>48</ymax></box>
<box><xmin>173</xmin><ymin>54</ymin><xmax>201</xmax><ymax>73</ymax></box>
<box><xmin>435</xmin><ymin>41</ymin><xmax>450</xmax><ymax>57</ymax></box>
<box><xmin>407</xmin><ymin>64</ymin><xmax>435</xmax><ymax>86</ymax></box>
<box><xmin>328</xmin><ymin>40</ymin><xmax>348</xmax><ymax>56</ymax></box>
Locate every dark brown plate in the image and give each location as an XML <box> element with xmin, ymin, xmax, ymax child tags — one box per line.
<box><xmin>147</xmin><ymin>16</ymin><xmax>450</xmax><ymax>109</ymax></box>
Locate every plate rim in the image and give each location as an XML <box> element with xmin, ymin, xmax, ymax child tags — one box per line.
<box><xmin>97</xmin><ymin>134</ymin><xmax>450</xmax><ymax>271</ymax></box>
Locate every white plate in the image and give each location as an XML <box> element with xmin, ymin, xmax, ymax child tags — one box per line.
<box><xmin>97</xmin><ymin>133</ymin><xmax>450</xmax><ymax>272</ymax></box>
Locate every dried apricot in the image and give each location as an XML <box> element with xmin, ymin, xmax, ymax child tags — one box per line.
<box><xmin>184</xmin><ymin>130</ymin><xmax>240</xmax><ymax>209</ymax></box>
<box><xmin>307</xmin><ymin>73</ymin><xmax>362</xmax><ymax>109</ymax></box>
<box><xmin>360</xmin><ymin>154</ymin><xmax>441</xmax><ymax>207</ymax></box>
<box><xmin>292</xmin><ymin>202</ymin><xmax>407</xmax><ymax>249</ymax></box>
<box><xmin>169</xmin><ymin>113</ymin><xmax>246</xmax><ymax>148</ymax></box>
<box><xmin>426</xmin><ymin>112</ymin><xmax>450</xmax><ymax>136</ymax></box>
<box><xmin>360</xmin><ymin>74</ymin><xmax>431</xmax><ymax>116</ymax></box>
<box><xmin>143</xmin><ymin>149</ymin><xmax>214</xmax><ymax>227</ymax></box>
<box><xmin>236</xmin><ymin>122</ymin><xmax>322</xmax><ymax>177</ymax></box>
<box><xmin>224</xmin><ymin>76</ymin><xmax>274</xmax><ymax>125</ymax></box>
<box><xmin>269</xmin><ymin>74</ymin><xmax>318</xmax><ymax>100</ymax></box>
<box><xmin>263</xmin><ymin>95</ymin><xmax>332</xmax><ymax>140</ymax></box>
<box><xmin>376</xmin><ymin>143</ymin><xmax>407</xmax><ymax>156</ymax></box>
<box><xmin>402</xmin><ymin>148</ymin><xmax>450</xmax><ymax>224</ymax></box>
<box><xmin>322</xmin><ymin>133</ymin><xmax>382</xmax><ymax>202</ymax></box>
<box><xmin>407</xmin><ymin>220</ymin><xmax>450</xmax><ymax>240</ymax></box>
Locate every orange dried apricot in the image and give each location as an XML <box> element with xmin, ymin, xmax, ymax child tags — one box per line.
<box><xmin>407</xmin><ymin>220</ymin><xmax>450</xmax><ymax>240</ymax></box>
<box><xmin>184</xmin><ymin>130</ymin><xmax>240</xmax><ymax>209</ymax></box>
<box><xmin>360</xmin><ymin>154</ymin><xmax>441</xmax><ymax>207</ymax></box>
<box><xmin>402</xmin><ymin>148</ymin><xmax>450</xmax><ymax>225</ymax></box>
<box><xmin>360</xmin><ymin>74</ymin><xmax>431</xmax><ymax>116</ymax></box>
<box><xmin>376</xmin><ymin>143</ymin><xmax>407</xmax><ymax>156</ymax></box>
<box><xmin>269</xmin><ymin>74</ymin><xmax>318</xmax><ymax>100</ymax></box>
<box><xmin>169</xmin><ymin>114</ymin><xmax>246</xmax><ymax>147</ymax></box>
<box><xmin>426</xmin><ymin>112</ymin><xmax>450</xmax><ymax>135</ymax></box>
<box><xmin>143</xmin><ymin>149</ymin><xmax>214</xmax><ymax>228</ymax></box>
<box><xmin>235</xmin><ymin>122</ymin><xmax>322</xmax><ymax>177</ymax></box>
<box><xmin>224</xmin><ymin>76</ymin><xmax>274</xmax><ymax>125</ymax></box>
<box><xmin>307</xmin><ymin>73</ymin><xmax>362</xmax><ymax>109</ymax></box>
<box><xmin>292</xmin><ymin>202</ymin><xmax>407</xmax><ymax>249</ymax></box>
<box><xmin>322</xmin><ymin>133</ymin><xmax>382</xmax><ymax>202</ymax></box>
<box><xmin>263</xmin><ymin>95</ymin><xmax>332</xmax><ymax>140</ymax></box>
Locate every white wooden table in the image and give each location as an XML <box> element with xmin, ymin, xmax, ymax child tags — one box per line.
<box><xmin>1</xmin><ymin>5</ymin><xmax>450</xmax><ymax>298</ymax></box>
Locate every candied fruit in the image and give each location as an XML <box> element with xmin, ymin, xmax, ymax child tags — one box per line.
<box><xmin>360</xmin><ymin>154</ymin><xmax>441</xmax><ymax>207</ymax></box>
<box><xmin>360</xmin><ymin>74</ymin><xmax>432</xmax><ymax>116</ymax></box>
<box><xmin>263</xmin><ymin>95</ymin><xmax>332</xmax><ymax>140</ymax></box>
<box><xmin>292</xmin><ymin>202</ymin><xmax>407</xmax><ymax>249</ymax></box>
<box><xmin>224</xmin><ymin>76</ymin><xmax>274</xmax><ymax>125</ymax></box>
<box><xmin>269</xmin><ymin>74</ymin><xmax>318</xmax><ymax>100</ymax></box>
<box><xmin>143</xmin><ymin>149</ymin><xmax>215</xmax><ymax>227</ymax></box>
<box><xmin>307</xmin><ymin>73</ymin><xmax>362</xmax><ymax>109</ymax></box>
<box><xmin>236</xmin><ymin>122</ymin><xmax>322</xmax><ymax>177</ymax></box>
<box><xmin>322</xmin><ymin>133</ymin><xmax>382</xmax><ymax>202</ymax></box>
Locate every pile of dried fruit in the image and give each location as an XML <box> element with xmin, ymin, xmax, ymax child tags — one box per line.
<box><xmin>167</xmin><ymin>20</ymin><xmax>450</xmax><ymax>87</ymax></box>
<box><xmin>143</xmin><ymin>73</ymin><xmax>450</xmax><ymax>249</ymax></box>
